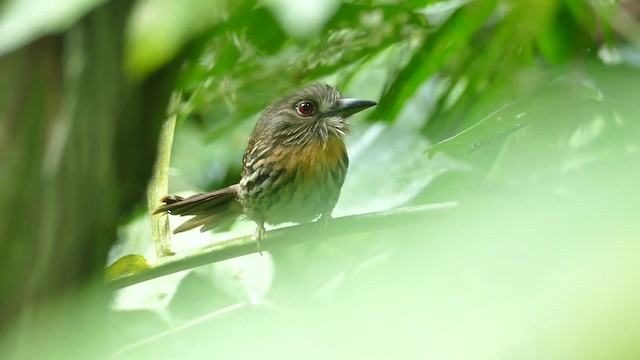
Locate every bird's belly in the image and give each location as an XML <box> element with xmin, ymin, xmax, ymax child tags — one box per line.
<box><xmin>261</xmin><ymin>175</ymin><xmax>338</xmax><ymax>224</ymax></box>
<box><xmin>240</xmin><ymin>138</ymin><xmax>348</xmax><ymax>225</ymax></box>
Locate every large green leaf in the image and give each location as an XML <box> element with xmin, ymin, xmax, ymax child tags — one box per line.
<box><xmin>125</xmin><ymin>0</ymin><xmax>239</xmax><ymax>79</ymax></box>
<box><xmin>370</xmin><ymin>0</ymin><xmax>497</xmax><ymax>122</ymax></box>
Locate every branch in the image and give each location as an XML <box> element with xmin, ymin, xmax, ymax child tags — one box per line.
<box><xmin>106</xmin><ymin>202</ymin><xmax>457</xmax><ymax>290</ymax></box>
<box><xmin>147</xmin><ymin>92</ymin><xmax>180</xmax><ymax>257</ymax></box>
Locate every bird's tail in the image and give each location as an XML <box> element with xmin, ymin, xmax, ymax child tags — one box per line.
<box><xmin>153</xmin><ymin>184</ymin><xmax>243</xmax><ymax>234</ymax></box>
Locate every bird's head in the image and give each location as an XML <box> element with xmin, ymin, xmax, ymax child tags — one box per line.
<box><xmin>257</xmin><ymin>83</ymin><xmax>377</xmax><ymax>146</ymax></box>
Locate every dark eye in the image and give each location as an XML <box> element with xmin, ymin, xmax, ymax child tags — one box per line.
<box><xmin>296</xmin><ymin>101</ymin><xmax>315</xmax><ymax>116</ymax></box>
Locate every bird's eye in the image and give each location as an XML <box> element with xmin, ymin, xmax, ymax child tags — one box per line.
<box><xmin>296</xmin><ymin>101</ymin><xmax>315</xmax><ymax>116</ymax></box>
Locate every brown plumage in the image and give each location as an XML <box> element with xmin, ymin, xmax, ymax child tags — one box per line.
<box><xmin>154</xmin><ymin>83</ymin><xmax>376</xmax><ymax>244</ymax></box>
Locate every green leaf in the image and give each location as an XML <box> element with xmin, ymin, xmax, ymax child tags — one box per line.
<box><xmin>106</xmin><ymin>254</ymin><xmax>151</xmax><ymax>281</ymax></box>
<box><xmin>425</xmin><ymin>68</ymin><xmax>610</xmax><ymax>160</ymax></box>
<box><xmin>370</xmin><ymin>0</ymin><xmax>497</xmax><ymax>122</ymax></box>
<box><xmin>125</xmin><ymin>0</ymin><xmax>238</xmax><ymax>79</ymax></box>
<box><xmin>425</xmin><ymin>101</ymin><xmax>527</xmax><ymax>159</ymax></box>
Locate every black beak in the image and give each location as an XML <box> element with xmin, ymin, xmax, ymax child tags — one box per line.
<box><xmin>326</xmin><ymin>98</ymin><xmax>377</xmax><ymax>117</ymax></box>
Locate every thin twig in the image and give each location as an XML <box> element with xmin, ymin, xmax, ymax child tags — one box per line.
<box><xmin>108</xmin><ymin>302</ymin><xmax>248</xmax><ymax>359</ymax></box>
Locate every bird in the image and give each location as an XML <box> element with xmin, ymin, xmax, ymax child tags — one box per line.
<box><xmin>154</xmin><ymin>83</ymin><xmax>377</xmax><ymax>247</ymax></box>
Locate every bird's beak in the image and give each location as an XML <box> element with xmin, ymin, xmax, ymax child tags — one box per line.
<box><xmin>326</xmin><ymin>98</ymin><xmax>377</xmax><ymax>118</ymax></box>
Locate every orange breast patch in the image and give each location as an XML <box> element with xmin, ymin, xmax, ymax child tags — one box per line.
<box><xmin>272</xmin><ymin>137</ymin><xmax>345</xmax><ymax>177</ymax></box>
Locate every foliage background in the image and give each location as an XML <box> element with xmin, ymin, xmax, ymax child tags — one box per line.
<box><xmin>1</xmin><ymin>0</ymin><xmax>639</xmax><ymax>358</ymax></box>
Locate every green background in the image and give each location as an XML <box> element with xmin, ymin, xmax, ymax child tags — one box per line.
<box><xmin>1</xmin><ymin>0</ymin><xmax>639</xmax><ymax>358</ymax></box>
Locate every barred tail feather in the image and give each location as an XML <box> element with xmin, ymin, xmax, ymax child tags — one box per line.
<box><xmin>153</xmin><ymin>184</ymin><xmax>243</xmax><ymax>234</ymax></box>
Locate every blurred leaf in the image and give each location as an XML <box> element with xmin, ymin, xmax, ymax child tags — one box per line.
<box><xmin>125</xmin><ymin>0</ymin><xmax>239</xmax><ymax>79</ymax></box>
<box><xmin>174</xmin><ymin>2</ymin><xmax>430</xmax><ymax>141</ymax></box>
<box><xmin>245</xmin><ymin>7</ymin><xmax>287</xmax><ymax>54</ymax></box>
<box><xmin>537</xmin><ymin>4</ymin><xmax>593</xmax><ymax>64</ymax></box>
<box><xmin>371</xmin><ymin>0</ymin><xmax>497</xmax><ymax>122</ymax></box>
<box><xmin>266</xmin><ymin>0</ymin><xmax>341</xmax><ymax>39</ymax></box>
<box><xmin>0</xmin><ymin>0</ymin><xmax>108</xmax><ymax>55</ymax></box>
<box><xmin>294</xmin><ymin>3</ymin><xmax>426</xmax><ymax>81</ymax></box>
<box><xmin>337</xmin><ymin>124</ymin><xmax>466</xmax><ymax>216</ymax></box>
<box><xmin>425</xmin><ymin>102</ymin><xmax>526</xmax><ymax>159</ymax></box>
<box><xmin>425</xmin><ymin>67</ymin><xmax>611</xmax><ymax>162</ymax></box>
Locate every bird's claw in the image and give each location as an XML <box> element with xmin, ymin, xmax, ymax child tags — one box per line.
<box><xmin>255</xmin><ymin>224</ymin><xmax>266</xmax><ymax>255</ymax></box>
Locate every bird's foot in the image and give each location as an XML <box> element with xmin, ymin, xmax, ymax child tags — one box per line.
<box><xmin>318</xmin><ymin>213</ymin><xmax>332</xmax><ymax>237</ymax></box>
<box><xmin>254</xmin><ymin>224</ymin><xmax>266</xmax><ymax>255</ymax></box>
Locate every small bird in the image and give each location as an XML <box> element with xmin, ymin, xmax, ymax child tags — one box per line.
<box><xmin>154</xmin><ymin>83</ymin><xmax>377</xmax><ymax>245</ymax></box>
